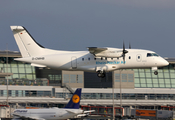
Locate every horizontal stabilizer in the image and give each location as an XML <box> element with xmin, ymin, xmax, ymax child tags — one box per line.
<box><xmin>66</xmin><ymin>110</ymin><xmax>76</xmax><ymax>114</ymax></box>
<box><xmin>84</xmin><ymin>110</ymin><xmax>95</xmax><ymax>113</ymax></box>
<box><xmin>11</xmin><ymin>26</ymin><xmax>24</xmax><ymax>31</ymax></box>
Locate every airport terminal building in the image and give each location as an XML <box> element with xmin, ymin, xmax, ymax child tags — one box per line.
<box><xmin>0</xmin><ymin>50</ymin><xmax>175</xmax><ymax>117</ymax></box>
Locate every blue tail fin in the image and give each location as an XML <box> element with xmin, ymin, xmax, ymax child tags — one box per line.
<box><xmin>64</xmin><ymin>88</ymin><xmax>82</xmax><ymax>109</ymax></box>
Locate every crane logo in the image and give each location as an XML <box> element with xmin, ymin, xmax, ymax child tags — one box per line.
<box><xmin>72</xmin><ymin>94</ymin><xmax>80</xmax><ymax>103</ymax></box>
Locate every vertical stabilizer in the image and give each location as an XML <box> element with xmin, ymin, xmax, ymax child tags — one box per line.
<box><xmin>64</xmin><ymin>88</ymin><xmax>82</xmax><ymax>109</ymax></box>
<box><xmin>10</xmin><ymin>26</ymin><xmax>44</xmax><ymax>57</ymax></box>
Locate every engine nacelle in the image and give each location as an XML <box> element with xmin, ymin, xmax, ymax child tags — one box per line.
<box><xmin>94</xmin><ymin>51</ymin><xmax>122</xmax><ymax>58</ymax></box>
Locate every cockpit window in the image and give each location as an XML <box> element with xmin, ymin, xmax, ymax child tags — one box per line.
<box><xmin>147</xmin><ymin>53</ymin><xmax>152</xmax><ymax>57</ymax></box>
<box><xmin>147</xmin><ymin>53</ymin><xmax>159</xmax><ymax>57</ymax></box>
<box><xmin>152</xmin><ymin>53</ymin><xmax>159</xmax><ymax>56</ymax></box>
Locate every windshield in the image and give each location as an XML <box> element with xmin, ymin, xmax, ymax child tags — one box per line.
<box><xmin>147</xmin><ymin>53</ymin><xmax>159</xmax><ymax>57</ymax></box>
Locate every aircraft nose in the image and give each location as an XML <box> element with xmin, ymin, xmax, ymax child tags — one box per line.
<box><xmin>161</xmin><ymin>58</ymin><xmax>169</xmax><ymax>66</ymax></box>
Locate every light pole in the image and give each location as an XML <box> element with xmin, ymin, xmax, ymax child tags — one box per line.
<box><xmin>6</xmin><ymin>44</ymin><xmax>9</xmax><ymax>106</ymax></box>
<box><xmin>120</xmin><ymin>69</ymin><xmax>123</xmax><ymax>117</ymax></box>
<box><xmin>112</xmin><ymin>75</ymin><xmax>115</xmax><ymax>120</ymax></box>
<box><xmin>120</xmin><ymin>70</ymin><xmax>122</xmax><ymax>108</ymax></box>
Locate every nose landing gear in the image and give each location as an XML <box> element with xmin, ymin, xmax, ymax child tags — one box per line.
<box><xmin>152</xmin><ymin>67</ymin><xmax>158</xmax><ymax>75</ymax></box>
<box><xmin>154</xmin><ymin>71</ymin><xmax>158</xmax><ymax>75</ymax></box>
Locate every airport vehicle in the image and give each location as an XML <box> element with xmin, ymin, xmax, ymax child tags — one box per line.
<box><xmin>10</xmin><ymin>26</ymin><xmax>169</xmax><ymax>78</ymax></box>
<box><xmin>12</xmin><ymin>88</ymin><xmax>93</xmax><ymax>120</ymax></box>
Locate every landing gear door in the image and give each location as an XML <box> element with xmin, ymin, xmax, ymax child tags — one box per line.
<box><xmin>71</xmin><ymin>56</ymin><xmax>77</xmax><ymax>69</ymax></box>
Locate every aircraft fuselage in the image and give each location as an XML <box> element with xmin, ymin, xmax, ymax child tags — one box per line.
<box><xmin>15</xmin><ymin>48</ymin><xmax>168</xmax><ymax>72</ymax></box>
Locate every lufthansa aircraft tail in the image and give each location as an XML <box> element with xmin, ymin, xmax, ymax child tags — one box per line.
<box><xmin>64</xmin><ymin>88</ymin><xmax>82</xmax><ymax>109</ymax></box>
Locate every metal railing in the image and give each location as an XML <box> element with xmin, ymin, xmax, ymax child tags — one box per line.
<box><xmin>0</xmin><ymin>78</ymin><xmax>49</xmax><ymax>86</ymax></box>
<box><xmin>61</xmin><ymin>83</ymin><xmax>75</xmax><ymax>94</ymax></box>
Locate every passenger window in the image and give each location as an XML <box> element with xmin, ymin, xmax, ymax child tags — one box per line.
<box><xmin>129</xmin><ymin>56</ymin><xmax>131</xmax><ymax>59</ymax></box>
<box><xmin>105</xmin><ymin>57</ymin><xmax>107</xmax><ymax>60</ymax></box>
<box><xmin>101</xmin><ymin>57</ymin><xmax>103</xmax><ymax>60</ymax></box>
<box><xmin>138</xmin><ymin>56</ymin><xmax>140</xmax><ymax>59</ymax></box>
<box><xmin>82</xmin><ymin>58</ymin><xmax>84</xmax><ymax>61</ymax></box>
<box><xmin>111</xmin><ymin>58</ymin><xmax>113</xmax><ymax>60</ymax></box>
<box><xmin>88</xmin><ymin>58</ymin><xmax>90</xmax><ymax>61</ymax></box>
<box><xmin>94</xmin><ymin>58</ymin><xmax>96</xmax><ymax>60</ymax></box>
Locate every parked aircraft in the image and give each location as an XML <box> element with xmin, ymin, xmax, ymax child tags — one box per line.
<box><xmin>12</xmin><ymin>88</ymin><xmax>93</xmax><ymax>120</ymax></box>
<box><xmin>10</xmin><ymin>26</ymin><xmax>169</xmax><ymax>78</ymax></box>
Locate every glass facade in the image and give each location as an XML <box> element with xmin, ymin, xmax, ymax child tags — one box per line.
<box><xmin>0</xmin><ymin>57</ymin><xmax>36</xmax><ymax>84</ymax></box>
<box><xmin>0</xmin><ymin>90</ymin><xmax>51</xmax><ymax>97</ymax></box>
<box><xmin>134</xmin><ymin>64</ymin><xmax>175</xmax><ymax>88</ymax></box>
<box><xmin>62</xmin><ymin>74</ymin><xmax>83</xmax><ymax>83</ymax></box>
<box><xmin>35</xmin><ymin>68</ymin><xmax>62</xmax><ymax>86</ymax></box>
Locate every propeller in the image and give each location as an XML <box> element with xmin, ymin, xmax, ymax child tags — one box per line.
<box><xmin>122</xmin><ymin>42</ymin><xmax>128</xmax><ymax>63</ymax></box>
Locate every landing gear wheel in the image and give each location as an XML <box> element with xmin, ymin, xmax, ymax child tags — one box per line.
<box><xmin>101</xmin><ymin>73</ymin><xmax>105</xmax><ymax>78</ymax></box>
<box><xmin>97</xmin><ymin>73</ymin><xmax>102</xmax><ymax>78</ymax></box>
<box><xmin>97</xmin><ymin>71</ymin><xmax>106</xmax><ymax>78</ymax></box>
<box><xmin>154</xmin><ymin>71</ymin><xmax>158</xmax><ymax>75</ymax></box>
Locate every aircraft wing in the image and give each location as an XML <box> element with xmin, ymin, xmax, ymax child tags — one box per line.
<box><xmin>66</xmin><ymin>110</ymin><xmax>75</xmax><ymax>114</ymax></box>
<box><xmin>87</xmin><ymin>47</ymin><xmax>122</xmax><ymax>58</ymax></box>
<box><xmin>77</xmin><ymin>114</ymin><xmax>87</xmax><ymax>117</ymax></box>
<box><xmin>65</xmin><ymin>109</ymin><xmax>84</xmax><ymax>115</ymax></box>
<box><xmin>13</xmin><ymin>113</ymin><xmax>45</xmax><ymax>120</ymax></box>
<box><xmin>87</xmin><ymin>47</ymin><xmax>108</xmax><ymax>54</ymax></box>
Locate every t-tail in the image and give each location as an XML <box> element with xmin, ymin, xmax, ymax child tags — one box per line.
<box><xmin>10</xmin><ymin>26</ymin><xmax>45</xmax><ymax>58</ymax></box>
<box><xmin>64</xmin><ymin>88</ymin><xmax>82</xmax><ymax>109</ymax></box>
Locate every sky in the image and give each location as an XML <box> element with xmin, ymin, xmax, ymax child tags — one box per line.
<box><xmin>0</xmin><ymin>0</ymin><xmax>175</xmax><ymax>57</ymax></box>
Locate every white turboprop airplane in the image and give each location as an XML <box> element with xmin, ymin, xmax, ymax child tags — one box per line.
<box><xmin>10</xmin><ymin>26</ymin><xmax>169</xmax><ymax>78</ymax></box>
<box><xmin>12</xmin><ymin>88</ymin><xmax>94</xmax><ymax>120</ymax></box>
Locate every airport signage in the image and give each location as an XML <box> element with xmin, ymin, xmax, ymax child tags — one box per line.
<box><xmin>135</xmin><ymin>110</ymin><xmax>156</xmax><ymax>117</ymax></box>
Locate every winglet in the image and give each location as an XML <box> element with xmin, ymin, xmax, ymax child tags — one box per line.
<box><xmin>64</xmin><ymin>88</ymin><xmax>82</xmax><ymax>109</ymax></box>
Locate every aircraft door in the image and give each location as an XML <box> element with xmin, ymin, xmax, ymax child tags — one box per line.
<box><xmin>71</xmin><ymin>56</ymin><xmax>77</xmax><ymax>69</ymax></box>
<box><xmin>136</xmin><ymin>54</ymin><xmax>142</xmax><ymax>62</ymax></box>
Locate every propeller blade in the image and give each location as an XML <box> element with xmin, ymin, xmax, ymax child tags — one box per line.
<box><xmin>123</xmin><ymin>41</ymin><xmax>125</xmax><ymax>51</ymax></box>
<box><xmin>123</xmin><ymin>54</ymin><xmax>125</xmax><ymax>63</ymax></box>
<box><xmin>122</xmin><ymin>41</ymin><xmax>128</xmax><ymax>64</ymax></box>
<box><xmin>129</xmin><ymin>42</ymin><xmax>131</xmax><ymax>49</ymax></box>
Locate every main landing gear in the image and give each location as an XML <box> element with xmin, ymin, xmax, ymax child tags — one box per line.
<box><xmin>97</xmin><ymin>70</ymin><xmax>105</xmax><ymax>78</ymax></box>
